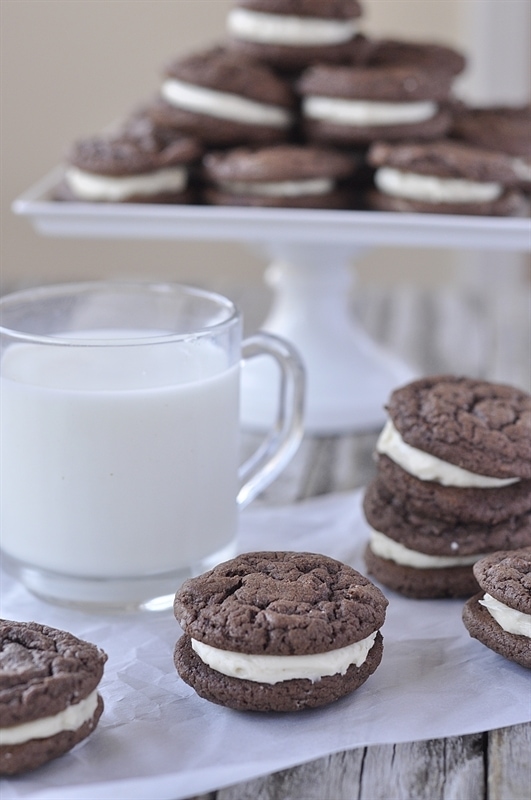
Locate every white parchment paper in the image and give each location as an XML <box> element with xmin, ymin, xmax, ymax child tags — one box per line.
<box><xmin>1</xmin><ymin>489</ymin><xmax>530</xmax><ymax>800</ymax></box>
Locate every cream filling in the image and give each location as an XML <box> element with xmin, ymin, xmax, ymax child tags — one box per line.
<box><xmin>217</xmin><ymin>177</ymin><xmax>334</xmax><ymax>198</ymax></box>
<box><xmin>369</xmin><ymin>528</ymin><xmax>482</xmax><ymax>569</ymax></box>
<box><xmin>302</xmin><ymin>97</ymin><xmax>437</xmax><ymax>126</ymax></box>
<box><xmin>376</xmin><ymin>419</ymin><xmax>519</xmax><ymax>488</ymax></box>
<box><xmin>479</xmin><ymin>593</ymin><xmax>531</xmax><ymax>638</ymax></box>
<box><xmin>161</xmin><ymin>78</ymin><xmax>292</xmax><ymax>128</ymax></box>
<box><xmin>65</xmin><ymin>165</ymin><xmax>188</xmax><ymax>201</ymax></box>
<box><xmin>375</xmin><ymin>167</ymin><xmax>503</xmax><ymax>204</ymax></box>
<box><xmin>511</xmin><ymin>156</ymin><xmax>531</xmax><ymax>182</ymax></box>
<box><xmin>191</xmin><ymin>632</ymin><xmax>377</xmax><ymax>684</ymax></box>
<box><xmin>0</xmin><ymin>690</ymin><xmax>99</xmax><ymax>746</ymax></box>
<box><xmin>227</xmin><ymin>8</ymin><xmax>359</xmax><ymax>46</ymax></box>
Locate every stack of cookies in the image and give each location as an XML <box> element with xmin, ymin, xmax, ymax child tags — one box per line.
<box><xmin>362</xmin><ymin>375</ymin><xmax>531</xmax><ymax>599</ymax></box>
<box><xmin>54</xmin><ymin>0</ymin><xmax>530</xmax><ymax>216</ymax></box>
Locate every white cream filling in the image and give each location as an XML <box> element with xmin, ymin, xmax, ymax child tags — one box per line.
<box><xmin>511</xmin><ymin>156</ymin><xmax>531</xmax><ymax>182</ymax></box>
<box><xmin>0</xmin><ymin>690</ymin><xmax>99</xmax><ymax>746</ymax></box>
<box><xmin>191</xmin><ymin>632</ymin><xmax>377</xmax><ymax>684</ymax></box>
<box><xmin>218</xmin><ymin>177</ymin><xmax>334</xmax><ymax>198</ymax></box>
<box><xmin>369</xmin><ymin>528</ymin><xmax>482</xmax><ymax>569</ymax></box>
<box><xmin>302</xmin><ymin>97</ymin><xmax>437</xmax><ymax>126</ymax></box>
<box><xmin>375</xmin><ymin>167</ymin><xmax>503</xmax><ymax>204</ymax></box>
<box><xmin>479</xmin><ymin>593</ymin><xmax>531</xmax><ymax>638</ymax></box>
<box><xmin>65</xmin><ymin>165</ymin><xmax>188</xmax><ymax>201</ymax></box>
<box><xmin>227</xmin><ymin>8</ymin><xmax>359</xmax><ymax>46</ymax></box>
<box><xmin>161</xmin><ymin>79</ymin><xmax>292</xmax><ymax>128</ymax></box>
<box><xmin>376</xmin><ymin>419</ymin><xmax>519</xmax><ymax>488</ymax></box>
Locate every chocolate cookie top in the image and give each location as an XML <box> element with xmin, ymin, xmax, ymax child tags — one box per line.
<box><xmin>473</xmin><ymin>548</ymin><xmax>531</xmax><ymax>613</ymax></box>
<box><xmin>174</xmin><ymin>551</ymin><xmax>388</xmax><ymax>656</ymax></box>
<box><xmin>368</xmin><ymin>140</ymin><xmax>520</xmax><ymax>184</ymax></box>
<box><xmin>232</xmin><ymin>0</ymin><xmax>363</xmax><ymax>19</ymax></box>
<box><xmin>203</xmin><ymin>144</ymin><xmax>357</xmax><ymax>182</ymax></box>
<box><xmin>163</xmin><ymin>46</ymin><xmax>295</xmax><ymax>109</ymax></box>
<box><xmin>385</xmin><ymin>376</ymin><xmax>531</xmax><ymax>479</ymax></box>
<box><xmin>67</xmin><ymin>115</ymin><xmax>202</xmax><ymax>176</ymax></box>
<box><xmin>0</xmin><ymin>620</ymin><xmax>107</xmax><ymax>728</ymax></box>
<box><xmin>296</xmin><ymin>64</ymin><xmax>454</xmax><ymax>102</ymax></box>
<box><xmin>452</xmin><ymin>104</ymin><xmax>531</xmax><ymax>159</ymax></box>
<box><xmin>367</xmin><ymin>38</ymin><xmax>466</xmax><ymax>77</ymax></box>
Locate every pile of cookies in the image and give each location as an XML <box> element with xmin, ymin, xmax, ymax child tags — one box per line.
<box><xmin>55</xmin><ymin>0</ymin><xmax>530</xmax><ymax>215</ymax></box>
<box><xmin>363</xmin><ymin>375</ymin><xmax>531</xmax><ymax>599</ymax></box>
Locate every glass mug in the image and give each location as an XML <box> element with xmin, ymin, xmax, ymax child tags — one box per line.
<box><xmin>0</xmin><ymin>281</ymin><xmax>305</xmax><ymax>611</ymax></box>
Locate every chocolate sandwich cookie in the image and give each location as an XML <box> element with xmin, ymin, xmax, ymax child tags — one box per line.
<box><xmin>202</xmin><ymin>144</ymin><xmax>357</xmax><ymax>208</ymax></box>
<box><xmin>379</xmin><ymin>375</ymin><xmax>531</xmax><ymax>482</ymax></box>
<box><xmin>367</xmin><ymin>38</ymin><xmax>466</xmax><ymax>77</ymax></box>
<box><xmin>296</xmin><ymin>63</ymin><xmax>454</xmax><ymax>146</ymax></box>
<box><xmin>367</xmin><ymin>140</ymin><xmax>528</xmax><ymax>216</ymax></box>
<box><xmin>0</xmin><ymin>620</ymin><xmax>107</xmax><ymax>775</ymax></box>
<box><xmin>174</xmin><ymin>551</ymin><xmax>387</xmax><ymax>712</ymax></box>
<box><xmin>56</xmin><ymin>113</ymin><xmax>202</xmax><ymax>204</ymax></box>
<box><xmin>463</xmin><ymin>548</ymin><xmax>531</xmax><ymax>668</ymax></box>
<box><xmin>150</xmin><ymin>46</ymin><xmax>295</xmax><ymax>146</ymax></box>
<box><xmin>451</xmin><ymin>104</ymin><xmax>531</xmax><ymax>191</ymax></box>
<box><xmin>226</xmin><ymin>1</ymin><xmax>369</xmax><ymax>70</ymax></box>
<box><xmin>363</xmin><ymin>479</ymin><xmax>531</xmax><ymax>599</ymax></box>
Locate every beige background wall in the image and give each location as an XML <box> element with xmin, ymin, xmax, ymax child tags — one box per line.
<box><xmin>1</xmin><ymin>1</ymin><xmax>529</xmax><ymax>324</ymax></box>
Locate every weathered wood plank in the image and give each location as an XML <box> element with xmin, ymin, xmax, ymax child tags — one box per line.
<box><xmin>488</xmin><ymin>723</ymin><xmax>531</xmax><ymax>800</ymax></box>
<box><xmin>212</xmin><ymin>734</ymin><xmax>487</xmax><ymax>800</ymax></box>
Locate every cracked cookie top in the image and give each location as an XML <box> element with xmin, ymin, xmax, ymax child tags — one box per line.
<box><xmin>0</xmin><ymin>620</ymin><xmax>107</xmax><ymax>728</ymax></box>
<box><xmin>385</xmin><ymin>375</ymin><xmax>531</xmax><ymax>480</ymax></box>
<box><xmin>174</xmin><ymin>551</ymin><xmax>388</xmax><ymax>656</ymax></box>
<box><xmin>473</xmin><ymin>548</ymin><xmax>531</xmax><ymax>614</ymax></box>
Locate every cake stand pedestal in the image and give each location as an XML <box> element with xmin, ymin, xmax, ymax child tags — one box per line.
<box><xmin>241</xmin><ymin>241</ymin><xmax>414</xmax><ymax>432</ymax></box>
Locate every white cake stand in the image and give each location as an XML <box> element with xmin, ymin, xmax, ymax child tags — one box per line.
<box><xmin>13</xmin><ymin>169</ymin><xmax>531</xmax><ymax>433</ymax></box>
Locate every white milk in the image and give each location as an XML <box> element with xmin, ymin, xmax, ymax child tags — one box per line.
<box><xmin>0</xmin><ymin>333</ymin><xmax>240</xmax><ymax>578</ymax></box>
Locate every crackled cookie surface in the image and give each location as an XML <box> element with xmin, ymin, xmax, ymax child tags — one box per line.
<box><xmin>0</xmin><ymin>620</ymin><xmax>107</xmax><ymax>775</ymax></box>
<box><xmin>384</xmin><ymin>375</ymin><xmax>531</xmax><ymax>479</ymax></box>
<box><xmin>174</xmin><ymin>551</ymin><xmax>387</xmax><ymax>711</ymax></box>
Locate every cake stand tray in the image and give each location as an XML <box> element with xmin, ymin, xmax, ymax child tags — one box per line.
<box><xmin>12</xmin><ymin>169</ymin><xmax>531</xmax><ymax>434</ymax></box>
<box><xmin>13</xmin><ymin>167</ymin><xmax>531</xmax><ymax>250</ymax></box>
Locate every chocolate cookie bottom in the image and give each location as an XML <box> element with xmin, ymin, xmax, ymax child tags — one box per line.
<box><xmin>0</xmin><ymin>696</ymin><xmax>104</xmax><ymax>776</ymax></box>
<box><xmin>364</xmin><ymin>545</ymin><xmax>479</xmax><ymax>599</ymax></box>
<box><xmin>174</xmin><ymin>633</ymin><xmax>383</xmax><ymax>712</ymax></box>
<box><xmin>462</xmin><ymin>595</ymin><xmax>531</xmax><ymax>669</ymax></box>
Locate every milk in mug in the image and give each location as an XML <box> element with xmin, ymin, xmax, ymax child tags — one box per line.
<box><xmin>0</xmin><ymin>333</ymin><xmax>241</xmax><ymax>578</ymax></box>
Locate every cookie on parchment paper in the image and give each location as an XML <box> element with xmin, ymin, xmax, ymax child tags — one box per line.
<box><xmin>0</xmin><ymin>620</ymin><xmax>107</xmax><ymax>775</ymax></box>
<box><xmin>462</xmin><ymin>548</ymin><xmax>531</xmax><ymax>669</ymax></box>
<box><xmin>363</xmin><ymin>478</ymin><xmax>531</xmax><ymax>599</ymax></box>
<box><xmin>174</xmin><ymin>551</ymin><xmax>387</xmax><ymax>712</ymax></box>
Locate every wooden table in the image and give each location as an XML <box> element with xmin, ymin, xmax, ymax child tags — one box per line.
<box><xmin>188</xmin><ymin>264</ymin><xmax>531</xmax><ymax>800</ymax></box>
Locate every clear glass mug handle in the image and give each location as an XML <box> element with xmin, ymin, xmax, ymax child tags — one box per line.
<box><xmin>237</xmin><ymin>332</ymin><xmax>305</xmax><ymax>509</ymax></box>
